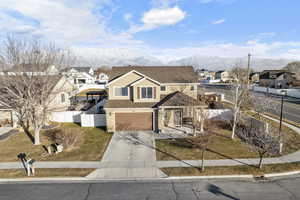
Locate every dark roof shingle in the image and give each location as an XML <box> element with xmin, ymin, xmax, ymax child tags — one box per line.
<box><xmin>108</xmin><ymin>66</ymin><xmax>198</xmax><ymax>83</ymax></box>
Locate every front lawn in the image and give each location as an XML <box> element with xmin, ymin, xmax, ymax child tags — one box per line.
<box><xmin>0</xmin><ymin>123</ymin><xmax>112</xmax><ymax>162</ymax></box>
<box><xmin>161</xmin><ymin>162</ymin><xmax>300</xmax><ymax>176</ymax></box>
<box><xmin>156</xmin><ymin>129</ymin><xmax>258</xmax><ymax>161</ymax></box>
<box><xmin>156</xmin><ymin>124</ymin><xmax>300</xmax><ymax>161</ymax></box>
<box><xmin>0</xmin><ymin>168</ymin><xmax>95</xmax><ymax>178</ymax></box>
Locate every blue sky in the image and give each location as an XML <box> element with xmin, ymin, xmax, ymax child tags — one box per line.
<box><xmin>0</xmin><ymin>0</ymin><xmax>300</xmax><ymax>61</ymax></box>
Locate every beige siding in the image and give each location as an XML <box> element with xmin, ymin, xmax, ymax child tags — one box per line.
<box><xmin>108</xmin><ymin>72</ymin><xmax>142</xmax><ymax>100</ymax></box>
<box><xmin>133</xmin><ymin>78</ymin><xmax>160</xmax><ymax>102</ymax></box>
<box><xmin>160</xmin><ymin>84</ymin><xmax>197</xmax><ymax>99</ymax></box>
<box><xmin>48</xmin><ymin>77</ymin><xmax>74</xmax><ymax>112</ymax></box>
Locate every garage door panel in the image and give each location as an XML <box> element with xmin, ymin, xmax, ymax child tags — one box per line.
<box><xmin>116</xmin><ymin>113</ymin><xmax>153</xmax><ymax>131</ymax></box>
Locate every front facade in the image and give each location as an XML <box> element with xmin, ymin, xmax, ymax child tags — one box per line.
<box><xmin>62</xmin><ymin>67</ymin><xmax>96</xmax><ymax>86</ymax></box>
<box><xmin>104</xmin><ymin>66</ymin><xmax>204</xmax><ymax>133</ymax></box>
<box><xmin>259</xmin><ymin>70</ymin><xmax>295</xmax><ymax>88</ymax></box>
<box><xmin>215</xmin><ymin>70</ymin><xmax>231</xmax><ymax>82</ymax></box>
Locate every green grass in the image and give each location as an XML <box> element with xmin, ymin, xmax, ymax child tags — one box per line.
<box><xmin>0</xmin><ymin>168</ymin><xmax>95</xmax><ymax>178</ymax></box>
<box><xmin>161</xmin><ymin>162</ymin><xmax>300</xmax><ymax>176</ymax></box>
<box><xmin>0</xmin><ymin>123</ymin><xmax>112</xmax><ymax>162</ymax></box>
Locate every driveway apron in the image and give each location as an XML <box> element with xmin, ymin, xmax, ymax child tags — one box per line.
<box><xmin>87</xmin><ymin>131</ymin><xmax>166</xmax><ymax>179</ymax></box>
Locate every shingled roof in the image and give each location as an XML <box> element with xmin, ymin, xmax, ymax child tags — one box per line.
<box><xmin>108</xmin><ymin>66</ymin><xmax>198</xmax><ymax>83</ymax></box>
<box><xmin>157</xmin><ymin>92</ymin><xmax>205</xmax><ymax>107</ymax></box>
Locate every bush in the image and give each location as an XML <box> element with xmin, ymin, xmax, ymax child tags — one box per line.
<box><xmin>46</xmin><ymin>128</ymin><xmax>85</xmax><ymax>151</ymax></box>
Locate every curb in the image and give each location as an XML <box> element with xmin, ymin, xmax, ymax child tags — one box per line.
<box><xmin>264</xmin><ymin>170</ymin><xmax>300</xmax><ymax>178</ymax></box>
<box><xmin>1</xmin><ymin>171</ymin><xmax>300</xmax><ymax>183</ymax></box>
<box><xmin>166</xmin><ymin>174</ymin><xmax>253</xmax><ymax>180</ymax></box>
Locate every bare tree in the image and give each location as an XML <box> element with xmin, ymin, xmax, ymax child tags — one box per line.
<box><xmin>0</xmin><ymin>36</ymin><xmax>75</xmax><ymax>145</ymax></box>
<box><xmin>229</xmin><ymin>66</ymin><xmax>250</xmax><ymax>139</ymax></box>
<box><xmin>188</xmin><ymin>131</ymin><xmax>213</xmax><ymax>171</ymax></box>
<box><xmin>250</xmin><ymin>94</ymin><xmax>276</xmax><ymax>119</ymax></box>
<box><xmin>238</xmin><ymin>119</ymin><xmax>280</xmax><ymax>169</ymax></box>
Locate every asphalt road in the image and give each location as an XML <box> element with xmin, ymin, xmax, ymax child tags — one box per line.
<box><xmin>200</xmin><ymin>85</ymin><xmax>300</xmax><ymax>124</ymax></box>
<box><xmin>1</xmin><ymin>176</ymin><xmax>300</xmax><ymax>200</ymax></box>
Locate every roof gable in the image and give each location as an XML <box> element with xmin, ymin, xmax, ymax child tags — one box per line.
<box><xmin>107</xmin><ymin>70</ymin><xmax>160</xmax><ymax>86</ymax></box>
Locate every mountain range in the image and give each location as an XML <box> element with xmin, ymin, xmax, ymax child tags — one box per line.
<box><xmin>78</xmin><ymin>54</ymin><xmax>297</xmax><ymax>72</ymax></box>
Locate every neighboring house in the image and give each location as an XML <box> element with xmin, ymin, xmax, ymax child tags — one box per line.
<box><xmin>97</xmin><ymin>73</ymin><xmax>109</xmax><ymax>84</ymax></box>
<box><xmin>197</xmin><ymin>69</ymin><xmax>210</xmax><ymax>80</ymax></box>
<box><xmin>0</xmin><ymin>102</ymin><xmax>17</xmax><ymax>127</ymax></box>
<box><xmin>0</xmin><ymin>64</ymin><xmax>59</xmax><ymax>76</ymax></box>
<box><xmin>48</xmin><ymin>76</ymin><xmax>76</xmax><ymax>112</ymax></box>
<box><xmin>259</xmin><ymin>70</ymin><xmax>295</xmax><ymax>88</ymax></box>
<box><xmin>215</xmin><ymin>70</ymin><xmax>231</xmax><ymax>82</ymax></box>
<box><xmin>62</xmin><ymin>67</ymin><xmax>96</xmax><ymax>86</ymax></box>
<box><xmin>249</xmin><ymin>72</ymin><xmax>260</xmax><ymax>84</ymax></box>
<box><xmin>104</xmin><ymin>66</ymin><xmax>205</xmax><ymax>132</ymax></box>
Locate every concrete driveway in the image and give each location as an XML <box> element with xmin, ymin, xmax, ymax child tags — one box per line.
<box><xmin>87</xmin><ymin>131</ymin><xmax>166</xmax><ymax>179</ymax></box>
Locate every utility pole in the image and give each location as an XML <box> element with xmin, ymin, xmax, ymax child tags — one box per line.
<box><xmin>247</xmin><ymin>53</ymin><xmax>251</xmax><ymax>89</ymax></box>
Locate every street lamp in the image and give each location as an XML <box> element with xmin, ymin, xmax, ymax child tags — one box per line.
<box><xmin>279</xmin><ymin>90</ymin><xmax>287</xmax><ymax>153</ymax></box>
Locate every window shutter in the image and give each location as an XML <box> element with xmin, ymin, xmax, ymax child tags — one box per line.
<box><xmin>137</xmin><ymin>87</ymin><xmax>140</xmax><ymax>99</ymax></box>
<box><xmin>153</xmin><ymin>87</ymin><xmax>156</xmax><ymax>99</ymax></box>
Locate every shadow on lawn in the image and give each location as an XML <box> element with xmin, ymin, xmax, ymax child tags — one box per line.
<box><xmin>159</xmin><ymin>134</ymin><xmax>258</xmax><ymax>169</ymax></box>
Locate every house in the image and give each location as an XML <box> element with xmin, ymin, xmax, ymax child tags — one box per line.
<box><xmin>48</xmin><ymin>76</ymin><xmax>76</xmax><ymax>112</ymax></box>
<box><xmin>259</xmin><ymin>70</ymin><xmax>295</xmax><ymax>88</ymax></box>
<box><xmin>104</xmin><ymin>66</ymin><xmax>206</xmax><ymax>132</ymax></box>
<box><xmin>0</xmin><ymin>64</ymin><xmax>59</xmax><ymax>76</ymax></box>
<box><xmin>62</xmin><ymin>67</ymin><xmax>96</xmax><ymax>86</ymax></box>
<box><xmin>249</xmin><ymin>72</ymin><xmax>260</xmax><ymax>84</ymax></box>
<box><xmin>0</xmin><ymin>102</ymin><xmax>17</xmax><ymax>127</ymax></box>
<box><xmin>215</xmin><ymin>70</ymin><xmax>231</xmax><ymax>82</ymax></box>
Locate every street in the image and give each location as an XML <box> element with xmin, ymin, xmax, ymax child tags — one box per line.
<box><xmin>1</xmin><ymin>176</ymin><xmax>300</xmax><ymax>200</ymax></box>
<box><xmin>200</xmin><ymin>85</ymin><xmax>300</xmax><ymax>124</ymax></box>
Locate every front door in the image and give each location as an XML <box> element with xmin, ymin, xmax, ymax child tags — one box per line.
<box><xmin>174</xmin><ymin>110</ymin><xmax>182</xmax><ymax>127</ymax></box>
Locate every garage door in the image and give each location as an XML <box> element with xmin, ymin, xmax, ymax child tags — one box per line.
<box><xmin>115</xmin><ymin>112</ymin><xmax>153</xmax><ymax>131</ymax></box>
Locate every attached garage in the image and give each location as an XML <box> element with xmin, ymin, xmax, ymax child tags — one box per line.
<box><xmin>115</xmin><ymin>112</ymin><xmax>153</xmax><ymax>131</ymax></box>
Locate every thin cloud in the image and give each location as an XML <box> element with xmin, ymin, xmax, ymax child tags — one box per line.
<box><xmin>212</xmin><ymin>18</ymin><xmax>226</xmax><ymax>24</ymax></box>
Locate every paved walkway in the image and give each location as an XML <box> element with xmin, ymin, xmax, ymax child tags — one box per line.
<box><xmin>0</xmin><ymin>114</ymin><xmax>299</xmax><ymax>171</ymax></box>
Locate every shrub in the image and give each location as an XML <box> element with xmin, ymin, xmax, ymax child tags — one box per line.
<box><xmin>46</xmin><ymin>128</ymin><xmax>85</xmax><ymax>151</ymax></box>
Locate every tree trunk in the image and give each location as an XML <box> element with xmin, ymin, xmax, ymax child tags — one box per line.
<box><xmin>258</xmin><ymin>154</ymin><xmax>264</xmax><ymax>169</ymax></box>
<box><xmin>34</xmin><ymin>127</ymin><xmax>41</xmax><ymax>145</ymax></box>
<box><xmin>231</xmin><ymin>110</ymin><xmax>238</xmax><ymax>139</ymax></box>
<box><xmin>201</xmin><ymin>149</ymin><xmax>205</xmax><ymax>171</ymax></box>
<box><xmin>232</xmin><ymin>86</ymin><xmax>240</xmax><ymax>139</ymax></box>
<box><xmin>200</xmin><ymin>119</ymin><xmax>204</xmax><ymax>132</ymax></box>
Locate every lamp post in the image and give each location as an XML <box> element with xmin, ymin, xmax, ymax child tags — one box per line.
<box><xmin>279</xmin><ymin>90</ymin><xmax>287</xmax><ymax>153</ymax></box>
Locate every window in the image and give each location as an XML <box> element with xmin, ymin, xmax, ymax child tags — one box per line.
<box><xmin>114</xmin><ymin>87</ymin><xmax>128</xmax><ymax>96</ymax></box>
<box><xmin>161</xmin><ymin>86</ymin><xmax>166</xmax><ymax>91</ymax></box>
<box><xmin>61</xmin><ymin>93</ymin><xmax>65</xmax><ymax>103</ymax></box>
<box><xmin>141</xmin><ymin>87</ymin><xmax>153</xmax><ymax>99</ymax></box>
<box><xmin>191</xmin><ymin>85</ymin><xmax>195</xmax><ymax>91</ymax></box>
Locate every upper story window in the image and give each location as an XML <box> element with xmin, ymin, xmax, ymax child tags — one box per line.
<box><xmin>141</xmin><ymin>87</ymin><xmax>153</xmax><ymax>99</ymax></box>
<box><xmin>161</xmin><ymin>86</ymin><xmax>166</xmax><ymax>91</ymax></box>
<box><xmin>61</xmin><ymin>93</ymin><xmax>65</xmax><ymax>103</ymax></box>
<box><xmin>114</xmin><ymin>87</ymin><xmax>128</xmax><ymax>96</ymax></box>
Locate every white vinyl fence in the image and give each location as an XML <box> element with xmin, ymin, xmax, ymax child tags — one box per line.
<box><xmin>252</xmin><ymin>86</ymin><xmax>300</xmax><ymax>98</ymax></box>
<box><xmin>50</xmin><ymin>111</ymin><xmax>83</xmax><ymax>123</ymax></box>
<box><xmin>198</xmin><ymin>109</ymin><xmax>232</xmax><ymax>121</ymax></box>
<box><xmin>81</xmin><ymin>114</ymin><xmax>106</xmax><ymax>127</ymax></box>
